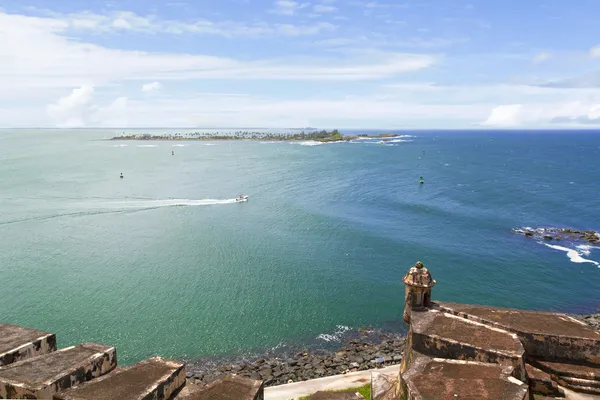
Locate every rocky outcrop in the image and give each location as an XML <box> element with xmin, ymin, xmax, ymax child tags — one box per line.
<box><xmin>514</xmin><ymin>227</ymin><xmax>600</xmax><ymax>244</ymax></box>
<box><xmin>185</xmin><ymin>337</ymin><xmax>405</xmax><ymax>388</ymax></box>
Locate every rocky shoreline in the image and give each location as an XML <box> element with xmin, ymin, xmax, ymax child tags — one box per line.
<box><xmin>184</xmin><ymin>333</ymin><xmax>406</xmax><ymax>388</ymax></box>
<box><xmin>574</xmin><ymin>313</ymin><xmax>600</xmax><ymax>330</ymax></box>
<box><xmin>183</xmin><ymin>313</ymin><xmax>600</xmax><ymax>388</ymax></box>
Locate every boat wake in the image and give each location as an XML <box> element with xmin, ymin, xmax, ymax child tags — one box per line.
<box><xmin>0</xmin><ymin>198</ymin><xmax>245</xmax><ymax>225</ymax></box>
<box><xmin>102</xmin><ymin>198</ymin><xmax>241</xmax><ymax>208</ymax></box>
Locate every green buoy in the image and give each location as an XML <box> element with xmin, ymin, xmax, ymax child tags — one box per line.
<box><xmin>419</xmin><ymin>176</ymin><xmax>424</xmax><ymax>184</ymax></box>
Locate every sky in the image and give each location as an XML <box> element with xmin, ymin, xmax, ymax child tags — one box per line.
<box><xmin>2</xmin><ymin>0</ymin><xmax>600</xmax><ymax>129</ymax></box>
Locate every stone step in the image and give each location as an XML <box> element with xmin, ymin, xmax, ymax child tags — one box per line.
<box><xmin>0</xmin><ymin>324</ymin><xmax>57</xmax><ymax>366</ymax></box>
<box><xmin>174</xmin><ymin>375</ymin><xmax>263</xmax><ymax>400</ymax></box>
<box><xmin>560</xmin><ymin>375</ymin><xmax>600</xmax><ymax>389</ymax></box>
<box><xmin>559</xmin><ymin>381</ymin><xmax>600</xmax><ymax>396</ymax></box>
<box><xmin>54</xmin><ymin>357</ymin><xmax>184</xmax><ymax>400</ymax></box>
<box><xmin>524</xmin><ymin>363</ymin><xmax>561</xmax><ymax>397</ymax></box>
<box><xmin>0</xmin><ymin>342</ymin><xmax>116</xmax><ymax>399</ymax></box>
<box><xmin>529</xmin><ymin>359</ymin><xmax>600</xmax><ymax>382</ymax></box>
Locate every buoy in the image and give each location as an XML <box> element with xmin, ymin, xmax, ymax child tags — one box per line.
<box><xmin>120</xmin><ymin>173</ymin><xmax>123</xmax><ymax>179</ymax></box>
<box><xmin>172</xmin><ymin>151</ymin><xmax>174</xmax><ymax>155</ymax></box>
<box><xmin>419</xmin><ymin>176</ymin><xmax>424</xmax><ymax>184</ymax></box>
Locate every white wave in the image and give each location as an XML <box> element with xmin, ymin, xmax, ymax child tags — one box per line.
<box><xmin>543</xmin><ymin>243</ymin><xmax>599</xmax><ymax>267</ymax></box>
<box><xmin>387</xmin><ymin>139</ymin><xmax>413</xmax><ymax>143</ymax></box>
<box><xmin>576</xmin><ymin>245</ymin><xmax>595</xmax><ymax>256</ymax></box>
<box><xmin>316</xmin><ymin>325</ymin><xmax>351</xmax><ymax>342</ymax></box>
<box><xmin>203</xmin><ymin>143</ymin><xmax>217</xmax><ymax>146</ymax></box>
<box><xmin>445</xmin><ymin>163</ymin><xmax>451</xmax><ymax>166</ymax></box>
<box><xmin>137</xmin><ymin>144</ymin><xmax>158</xmax><ymax>148</ymax></box>
<box><xmin>172</xmin><ymin>144</ymin><xmax>188</xmax><ymax>147</ymax></box>
<box><xmin>112</xmin><ymin>144</ymin><xmax>128</xmax><ymax>147</ymax></box>
<box><xmin>296</xmin><ymin>141</ymin><xmax>324</xmax><ymax>146</ymax></box>
<box><xmin>260</xmin><ymin>141</ymin><xmax>279</xmax><ymax>144</ymax></box>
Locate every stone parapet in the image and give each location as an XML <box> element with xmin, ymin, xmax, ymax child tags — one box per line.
<box><xmin>0</xmin><ymin>342</ymin><xmax>116</xmax><ymax>399</ymax></box>
<box><xmin>0</xmin><ymin>324</ymin><xmax>57</xmax><ymax>366</ymax></box>
<box><xmin>434</xmin><ymin>302</ymin><xmax>600</xmax><ymax>364</ymax></box>
<box><xmin>55</xmin><ymin>357</ymin><xmax>185</xmax><ymax>400</ymax></box>
<box><xmin>399</xmin><ymin>351</ymin><xmax>529</xmax><ymax>400</ymax></box>
<box><xmin>409</xmin><ymin>309</ymin><xmax>526</xmax><ymax>381</ymax></box>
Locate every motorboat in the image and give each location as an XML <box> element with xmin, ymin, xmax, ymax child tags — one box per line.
<box><xmin>235</xmin><ymin>194</ymin><xmax>249</xmax><ymax>202</ymax></box>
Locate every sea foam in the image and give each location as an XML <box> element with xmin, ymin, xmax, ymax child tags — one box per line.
<box><xmin>543</xmin><ymin>243</ymin><xmax>599</xmax><ymax>267</ymax></box>
<box><xmin>316</xmin><ymin>325</ymin><xmax>351</xmax><ymax>342</ymax></box>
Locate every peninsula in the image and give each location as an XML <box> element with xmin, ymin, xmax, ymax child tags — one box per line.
<box><xmin>110</xmin><ymin>129</ymin><xmax>399</xmax><ymax>143</ymax></box>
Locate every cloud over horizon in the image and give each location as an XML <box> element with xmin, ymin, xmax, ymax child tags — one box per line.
<box><xmin>1</xmin><ymin>1</ymin><xmax>600</xmax><ymax>129</ymax></box>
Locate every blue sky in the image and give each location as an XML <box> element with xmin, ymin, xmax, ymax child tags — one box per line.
<box><xmin>1</xmin><ymin>0</ymin><xmax>600</xmax><ymax>128</ymax></box>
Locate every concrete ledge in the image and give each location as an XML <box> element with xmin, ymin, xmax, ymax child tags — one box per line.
<box><xmin>54</xmin><ymin>357</ymin><xmax>184</xmax><ymax>400</ymax></box>
<box><xmin>371</xmin><ymin>370</ymin><xmax>397</xmax><ymax>400</ymax></box>
<box><xmin>308</xmin><ymin>392</ymin><xmax>364</xmax><ymax>399</ymax></box>
<box><xmin>264</xmin><ymin>365</ymin><xmax>398</xmax><ymax>400</ymax></box>
<box><xmin>0</xmin><ymin>324</ymin><xmax>57</xmax><ymax>366</ymax></box>
<box><xmin>178</xmin><ymin>375</ymin><xmax>264</xmax><ymax>400</ymax></box>
<box><xmin>0</xmin><ymin>342</ymin><xmax>116</xmax><ymax>399</ymax></box>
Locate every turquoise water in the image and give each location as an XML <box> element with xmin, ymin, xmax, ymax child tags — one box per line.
<box><xmin>1</xmin><ymin>129</ymin><xmax>599</xmax><ymax>365</ymax></box>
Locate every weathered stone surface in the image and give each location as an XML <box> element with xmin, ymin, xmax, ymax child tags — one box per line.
<box><xmin>371</xmin><ymin>370</ymin><xmax>398</xmax><ymax>400</ymax></box>
<box><xmin>525</xmin><ymin>363</ymin><xmax>561</xmax><ymax>396</ymax></box>
<box><xmin>410</xmin><ymin>309</ymin><xmax>526</xmax><ymax>380</ymax></box>
<box><xmin>307</xmin><ymin>392</ymin><xmax>364</xmax><ymax>399</ymax></box>
<box><xmin>177</xmin><ymin>375</ymin><xmax>264</xmax><ymax>400</ymax></box>
<box><xmin>0</xmin><ymin>324</ymin><xmax>57</xmax><ymax>366</ymax></box>
<box><xmin>0</xmin><ymin>342</ymin><xmax>116</xmax><ymax>399</ymax></box>
<box><xmin>400</xmin><ymin>352</ymin><xmax>529</xmax><ymax>400</ymax></box>
<box><xmin>435</xmin><ymin>302</ymin><xmax>600</xmax><ymax>364</ymax></box>
<box><xmin>54</xmin><ymin>357</ymin><xmax>184</xmax><ymax>400</ymax></box>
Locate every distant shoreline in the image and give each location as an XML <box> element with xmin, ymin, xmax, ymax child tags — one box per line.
<box><xmin>109</xmin><ymin>130</ymin><xmax>400</xmax><ymax>143</ymax></box>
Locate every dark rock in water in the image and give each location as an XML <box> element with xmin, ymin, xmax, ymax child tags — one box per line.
<box><xmin>516</xmin><ymin>227</ymin><xmax>600</xmax><ymax>245</ymax></box>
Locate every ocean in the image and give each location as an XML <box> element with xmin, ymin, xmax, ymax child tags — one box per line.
<box><xmin>1</xmin><ymin>128</ymin><xmax>599</xmax><ymax>366</ymax></box>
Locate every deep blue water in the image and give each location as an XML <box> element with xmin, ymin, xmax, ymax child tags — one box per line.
<box><xmin>0</xmin><ymin>129</ymin><xmax>598</xmax><ymax>365</ymax></box>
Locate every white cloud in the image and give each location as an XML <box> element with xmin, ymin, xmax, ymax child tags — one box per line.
<box><xmin>532</xmin><ymin>52</ymin><xmax>551</xmax><ymax>63</ymax></box>
<box><xmin>313</xmin><ymin>4</ymin><xmax>337</xmax><ymax>13</ymax></box>
<box><xmin>92</xmin><ymin>96</ymin><xmax>129</xmax><ymax>126</ymax></box>
<box><xmin>27</xmin><ymin>9</ymin><xmax>332</xmax><ymax>37</ymax></box>
<box><xmin>590</xmin><ymin>45</ymin><xmax>600</xmax><ymax>58</ymax></box>
<box><xmin>480</xmin><ymin>100</ymin><xmax>600</xmax><ymax>127</ymax></box>
<box><xmin>0</xmin><ymin>10</ymin><xmax>431</xmax><ymax>95</ymax></box>
<box><xmin>46</xmin><ymin>86</ymin><xmax>129</xmax><ymax>127</ymax></box>
<box><xmin>46</xmin><ymin>86</ymin><xmax>95</xmax><ymax>127</ymax></box>
<box><xmin>480</xmin><ymin>105</ymin><xmax>523</xmax><ymax>126</ymax></box>
<box><xmin>142</xmin><ymin>82</ymin><xmax>162</xmax><ymax>92</ymax></box>
<box><xmin>270</xmin><ymin>0</ymin><xmax>309</xmax><ymax>16</ymax></box>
